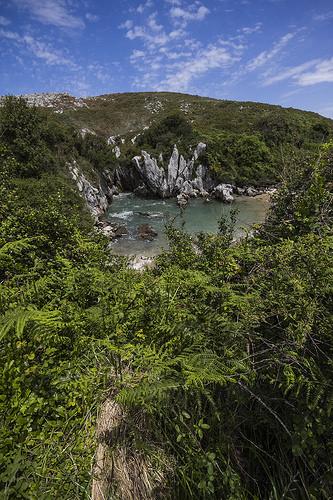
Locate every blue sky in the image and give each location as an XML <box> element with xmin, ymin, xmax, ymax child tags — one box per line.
<box><xmin>0</xmin><ymin>0</ymin><xmax>332</xmax><ymax>117</ymax></box>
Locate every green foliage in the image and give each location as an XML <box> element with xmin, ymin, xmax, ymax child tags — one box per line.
<box><xmin>262</xmin><ymin>141</ymin><xmax>333</xmax><ymax>239</ymax></box>
<box><xmin>137</xmin><ymin>112</ymin><xmax>197</xmax><ymax>156</ymax></box>
<box><xmin>203</xmin><ymin>132</ymin><xmax>274</xmax><ymax>185</ymax></box>
<box><xmin>0</xmin><ymin>96</ymin><xmax>71</xmax><ymax>177</ymax></box>
<box><xmin>76</xmin><ymin>132</ymin><xmax>116</xmax><ymax>173</ymax></box>
<box><xmin>0</xmin><ymin>97</ymin><xmax>332</xmax><ymax>499</ymax></box>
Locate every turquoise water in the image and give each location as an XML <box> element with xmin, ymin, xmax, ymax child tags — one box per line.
<box><xmin>107</xmin><ymin>193</ymin><xmax>269</xmax><ymax>256</ymax></box>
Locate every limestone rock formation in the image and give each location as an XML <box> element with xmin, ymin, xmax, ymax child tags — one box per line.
<box><xmin>68</xmin><ymin>161</ymin><xmax>113</xmax><ymax>218</ymax></box>
<box><xmin>213</xmin><ymin>184</ymin><xmax>235</xmax><ymax>203</ymax></box>
<box><xmin>115</xmin><ymin>143</ymin><xmax>213</xmax><ymax>199</ymax></box>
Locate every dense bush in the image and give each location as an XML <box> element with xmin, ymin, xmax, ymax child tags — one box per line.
<box><xmin>137</xmin><ymin>112</ymin><xmax>197</xmax><ymax>155</ymax></box>
<box><xmin>202</xmin><ymin>132</ymin><xmax>275</xmax><ymax>185</ymax></box>
<box><xmin>0</xmin><ymin>98</ymin><xmax>332</xmax><ymax>498</ymax></box>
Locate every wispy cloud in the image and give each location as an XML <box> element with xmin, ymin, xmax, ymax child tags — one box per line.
<box><xmin>297</xmin><ymin>58</ymin><xmax>333</xmax><ymax>85</ymax></box>
<box><xmin>263</xmin><ymin>59</ymin><xmax>320</xmax><ymax>85</ymax></box>
<box><xmin>0</xmin><ymin>28</ymin><xmax>76</xmax><ymax>66</ymax></box>
<box><xmin>159</xmin><ymin>43</ymin><xmax>240</xmax><ymax>91</ymax></box>
<box><xmin>247</xmin><ymin>32</ymin><xmax>295</xmax><ymax>71</ymax></box>
<box><xmin>0</xmin><ymin>16</ymin><xmax>11</xmax><ymax>26</ymax></box>
<box><xmin>85</xmin><ymin>13</ymin><xmax>99</xmax><ymax>23</ymax></box>
<box><xmin>239</xmin><ymin>22</ymin><xmax>262</xmax><ymax>35</ymax></box>
<box><xmin>170</xmin><ymin>4</ymin><xmax>210</xmax><ymax>24</ymax></box>
<box><xmin>122</xmin><ymin>12</ymin><xmax>183</xmax><ymax>47</ymax></box>
<box><xmin>13</xmin><ymin>0</ymin><xmax>85</xmax><ymax>29</ymax></box>
<box><xmin>263</xmin><ymin>58</ymin><xmax>333</xmax><ymax>87</ymax></box>
<box><xmin>313</xmin><ymin>11</ymin><xmax>333</xmax><ymax>22</ymax></box>
<box><xmin>137</xmin><ymin>0</ymin><xmax>153</xmax><ymax>14</ymax></box>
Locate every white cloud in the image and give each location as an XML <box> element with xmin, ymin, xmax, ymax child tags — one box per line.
<box><xmin>137</xmin><ymin>0</ymin><xmax>153</xmax><ymax>14</ymax></box>
<box><xmin>262</xmin><ymin>58</ymin><xmax>333</xmax><ymax>87</ymax></box>
<box><xmin>239</xmin><ymin>23</ymin><xmax>262</xmax><ymax>35</ymax></box>
<box><xmin>158</xmin><ymin>43</ymin><xmax>240</xmax><ymax>91</ymax></box>
<box><xmin>0</xmin><ymin>28</ymin><xmax>21</xmax><ymax>42</ymax></box>
<box><xmin>297</xmin><ymin>58</ymin><xmax>333</xmax><ymax>86</ymax></box>
<box><xmin>13</xmin><ymin>0</ymin><xmax>84</xmax><ymax>29</ymax></box>
<box><xmin>0</xmin><ymin>28</ymin><xmax>76</xmax><ymax>67</ymax></box>
<box><xmin>147</xmin><ymin>13</ymin><xmax>163</xmax><ymax>32</ymax></box>
<box><xmin>119</xmin><ymin>19</ymin><xmax>133</xmax><ymax>29</ymax></box>
<box><xmin>85</xmin><ymin>13</ymin><xmax>99</xmax><ymax>22</ymax></box>
<box><xmin>263</xmin><ymin>59</ymin><xmax>320</xmax><ymax>85</ymax></box>
<box><xmin>126</xmin><ymin>25</ymin><xmax>169</xmax><ymax>46</ymax></box>
<box><xmin>313</xmin><ymin>11</ymin><xmax>333</xmax><ymax>22</ymax></box>
<box><xmin>0</xmin><ymin>16</ymin><xmax>11</xmax><ymax>26</ymax></box>
<box><xmin>122</xmin><ymin>13</ymin><xmax>183</xmax><ymax>47</ymax></box>
<box><xmin>247</xmin><ymin>32</ymin><xmax>295</xmax><ymax>71</ymax></box>
<box><xmin>170</xmin><ymin>4</ymin><xmax>210</xmax><ymax>23</ymax></box>
<box><xmin>23</xmin><ymin>34</ymin><xmax>75</xmax><ymax>66</ymax></box>
<box><xmin>130</xmin><ymin>49</ymin><xmax>146</xmax><ymax>61</ymax></box>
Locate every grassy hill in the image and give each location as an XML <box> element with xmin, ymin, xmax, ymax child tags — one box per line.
<box><xmin>55</xmin><ymin>91</ymin><xmax>333</xmax><ymax>186</ymax></box>
<box><xmin>53</xmin><ymin>91</ymin><xmax>332</xmax><ymax>139</ymax></box>
<box><xmin>5</xmin><ymin>91</ymin><xmax>333</xmax><ymax>187</ymax></box>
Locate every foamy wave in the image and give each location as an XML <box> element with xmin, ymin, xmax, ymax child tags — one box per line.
<box><xmin>149</xmin><ymin>212</ymin><xmax>164</xmax><ymax>218</ymax></box>
<box><xmin>111</xmin><ymin>210</ymin><xmax>133</xmax><ymax>220</ymax></box>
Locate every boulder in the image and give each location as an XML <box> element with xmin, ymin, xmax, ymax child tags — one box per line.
<box><xmin>246</xmin><ymin>187</ymin><xmax>259</xmax><ymax>197</ymax></box>
<box><xmin>107</xmin><ymin>136</ymin><xmax>117</xmax><ymax>145</ymax></box>
<box><xmin>182</xmin><ymin>180</ymin><xmax>194</xmax><ymax>197</ymax></box>
<box><xmin>100</xmin><ymin>225</ymin><xmax>115</xmax><ymax>238</ymax></box>
<box><xmin>68</xmin><ymin>161</ymin><xmax>109</xmax><ymax>217</ymax></box>
<box><xmin>191</xmin><ymin>176</ymin><xmax>204</xmax><ymax>192</ymax></box>
<box><xmin>137</xmin><ymin>224</ymin><xmax>158</xmax><ymax>240</ymax></box>
<box><xmin>177</xmin><ymin>193</ymin><xmax>189</xmax><ymax>208</ymax></box>
<box><xmin>112</xmin><ymin>224</ymin><xmax>128</xmax><ymax>238</ymax></box>
<box><xmin>213</xmin><ymin>184</ymin><xmax>234</xmax><ymax>203</ymax></box>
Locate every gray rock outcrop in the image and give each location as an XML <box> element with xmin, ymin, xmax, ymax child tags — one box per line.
<box><xmin>115</xmin><ymin>143</ymin><xmax>213</xmax><ymax>199</ymax></box>
<box><xmin>213</xmin><ymin>184</ymin><xmax>234</xmax><ymax>203</ymax></box>
<box><xmin>69</xmin><ymin>161</ymin><xmax>113</xmax><ymax>218</ymax></box>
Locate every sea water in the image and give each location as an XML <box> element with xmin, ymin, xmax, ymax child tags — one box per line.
<box><xmin>107</xmin><ymin>193</ymin><xmax>270</xmax><ymax>257</ymax></box>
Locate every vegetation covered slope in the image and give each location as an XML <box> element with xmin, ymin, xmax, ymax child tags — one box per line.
<box><xmin>0</xmin><ymin>98</ymin><xmax>333</xmax><ymax>499</ymax></box>
<box><xmin>55</xmin><ymin>91</ymin><xmax>333</xmax><ymax>186</ymax></box>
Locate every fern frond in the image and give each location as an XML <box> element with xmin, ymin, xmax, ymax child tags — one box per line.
<box><xmin>0</xmin><ymin>306</ymin><xmax>64</xmax><ymax>340</ymax></box>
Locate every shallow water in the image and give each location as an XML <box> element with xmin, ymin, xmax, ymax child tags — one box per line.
<box><xmin>107</xmin><ymin>193</ymin><xmax>270</xmax><ymax>257</ymax></box>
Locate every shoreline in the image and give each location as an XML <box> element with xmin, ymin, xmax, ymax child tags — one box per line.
<box><xmin>105</xmin><ymin>192</ymin><xmax>273</xmax><ymax>268</ymax></box>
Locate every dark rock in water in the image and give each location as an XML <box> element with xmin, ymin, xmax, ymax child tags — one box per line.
<box><xmin>134</xmin><ymin>183</ymin><xmax>150</xmax><ymax>198</ymax></box>
<box><xmin>112</xmin><ymin>223</ymin><xmax>128</xmax><ymax>237</ymax></box>
<box><xmin>137</xmin><ymin>224</ymin><xmax>158</xmax><ymax>240</ymax></box>
<box><xmin>177</xmin><ymin>193</ymin><xmax>189</xmax><ymax>208</ymax></box>
<box><xmin>135</xmin><ymin>211</ymin><xmax>151</xmax><ymax>217</ymax></box>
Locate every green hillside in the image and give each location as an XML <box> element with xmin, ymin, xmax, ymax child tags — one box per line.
<box><xmin>60</xmin><ymin>92</ymin><xmax>332</xmax><ymax>139</ymax></box>
<box><xmin>58</xmin><ymin>92</ymin><xmax>333</xmax><ymax>186</ymax></box>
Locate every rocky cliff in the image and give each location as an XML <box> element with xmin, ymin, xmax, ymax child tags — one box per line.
<box><xmin>68</xmin><ymin>161</ymin><xmax>114</xmax><ymax>219</ymax></box>
<box><xmin>115</xmin><ymin>143</ymin><xmax>219</xmax><ymax>199</ymax></box>
<box><xmin>70</xmin><ymin>142</ymin><xmax>268</xmax><ymax>219</ymax></box>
